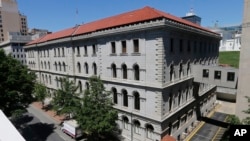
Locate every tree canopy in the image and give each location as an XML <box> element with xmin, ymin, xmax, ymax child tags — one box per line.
<box><xmin>76</xmin><ymin>76</ymin><xmax>118</xmax><ymax>136</ymax></box>
<box><xmin>0</xmin><ymin>49</ymin><xmax>36</xmax><ymax>116</ymax></box>
<box><xmin>33</xmin><ymin>82</ymin><xmax>48</xmax><ymax>106</ymax></box>
<box><xmin>52</xmin><ymin>77</ymin><xmax>80</xmax><ymax>117</ymax></box>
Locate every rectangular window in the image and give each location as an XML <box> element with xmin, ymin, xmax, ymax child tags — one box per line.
<box><xmin>111</xmin><ymin>42</ymin><xmax>116</xmax><ymax>54</ymax></box>
<box><xmin>62</xmin><ymin>48</ymin><xmax>64</xmax><ymax>57</ymax></box>
<box><xmin>92</xmin><ymin>44</ymin><xmax>96</xmax><ymax>55</ymax></box>
<box><xmin>203</xmin><ymin>69</ymin><xmax>209</xmax><ymax>78</ymax></box>
<box><xmin>170</xmin><ymin>38</ymin><xmax>174</xmax><ymax>52</ymax></box>
<box><xmin>179</xmin><ymin>39</ymin><xmax>183</xmax><ymax>52</ymax></box>
<box><xmin>227</xmin><ymin>72</ymin><xmax>235</xmax><ymax>81</ymax></box>
<box><xmin>133</xmin><ymin>39</ymin><xmax>139</xmax><ymax>53</ymax></box>
<box><xmin>58</xmin><ymin>48</ymin><xmax>60</xmax><ymax>57</ymax></box>
<box><xmin>214</xmin><ymin>71</ymin><xmax>221</xmax><ymax>79</ymax></box>
<box><xmin>84</xmin><ymin>45</ymin><xmax>87</xmax><ymax>56</ymax></box>
<box><xmin>54</xmin><ymin>48</ymin><xmax>56</xmax><ymax>57</ymax></box>
<box><xmin>123</xmin><ymin>122</ymin><xmax>128</xmax><ymax>130</ymax></box>
<box><xmin>77</xmin><ymin>46</ymin><xmax>80</xmax><ymax>56</ymax></box>
<box><xmin>122</xmin><ymin>41</ymin><xmax>127</xmax><ymax>53</ymax></box>
<box><xmin>135</xmin><ymin>126</ymin><xmax>140</xmax><ymax>134</ymax></box>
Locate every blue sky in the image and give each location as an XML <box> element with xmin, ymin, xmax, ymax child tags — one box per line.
<box><xmin>17</xmin><ymin>0</ymin><xmax>243</xmax><ymax>32</ymax></box>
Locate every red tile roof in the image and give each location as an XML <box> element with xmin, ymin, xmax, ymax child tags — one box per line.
<box><xmin>27</xmin><ymin>6</ymin><xmax>218</xmax><ymax>46</ymax></box>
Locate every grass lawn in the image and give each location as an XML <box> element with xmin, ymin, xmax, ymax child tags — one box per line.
<box><xmin>219</xmin><ymin>51</ymin><xmax>240</xmax><ymax>68</ymax></box>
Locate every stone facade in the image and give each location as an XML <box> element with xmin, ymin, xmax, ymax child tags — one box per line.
<box><xmin>25</xmin><ymin>7</ymin><xmax>220</xmax><ymax>141</ymax></box>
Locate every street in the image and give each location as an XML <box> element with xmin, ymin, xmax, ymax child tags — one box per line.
<box><xmin>190</xmin><ymin>112</ymin><xmax>228</xmax><ymax>141</ymax></box>
<box><xmin>13</xmin><ymin>105</ymin><xmax>76</xmax><ymax>141</ymax></box>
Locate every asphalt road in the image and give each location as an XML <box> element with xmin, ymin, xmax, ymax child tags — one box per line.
<box><xmin>14</xmin><ymin>112</ymin><xmax>63</xmax><ymax>141</ymax></box>
<box><xmin>190</xmin><ymin>112</ymin><xmax>228</xmax><ymax>141</ymax></box>
<box><xmin>13</xmin><ymin>105</ymin><xmax>76</xmax><ymax>141</ymax></box>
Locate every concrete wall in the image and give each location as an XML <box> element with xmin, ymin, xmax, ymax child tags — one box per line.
<box><xmin>236</xmin><ymin>0</ymin><xmax>250</xmax><ymax>120</ymax></box>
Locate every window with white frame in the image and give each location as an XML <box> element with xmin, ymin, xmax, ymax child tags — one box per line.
<box><xmin>146</xmin><ymin>124</ymin><xmax>154</xmax><ymax>139</ymax></box>
<box><xmin>123</xmin><ymin>116</ymin><xmax>129</xmax><ymax>130</ymax></box>
<box><xmin>133</xmin><ymin>120</ymin><xmax>140</xmax><ymax>134</ymax></box>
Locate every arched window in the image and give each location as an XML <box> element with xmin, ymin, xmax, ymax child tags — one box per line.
<box><xmin>169</xmin><ymin>93</ymin><xmax>173</xmax><ymax>112</ymax></box>
<box><xmin>77</xmin><ymin>62</ymin><xmax>81</xmax><ymax>73</ymax></box>
<box><xmin>111</xmin><ymin>64</ymin><xmax>117</xmax><ymax>78</ymax></box>
<box><xmin>122</xmin><ymin>64</ymin><xmax>127</xmax><ymax>79</ymax></box>
<box><xmin>133</xmin><ymin>120</ymin><xmax>141</xmax><ymax>134</ymax></box>
<box><xmin>56</xmin><ymin>77</ymin><xmax>59</xmax><ymax>87</ymax></box>
<box><xmin>186</xmin><ymin>87</ymin><xmax>189</xmax><ymax>102</ymax></box>
<box><xmin>207</xmin><ymin>58</ymin><xmax>211</xmax><ymax>65</ymax></box>
<box><xmin>45</xmin><ymin>75</ymin><xmax>48</xmax><ymax>84</ymax></box>
<box><xmin>112</xmin><ymin>88</ymin><xmax>117</xmax><ymax>104</ymax></box>
<box><xmin>122</xmin><ymin>116</ymin><xmax>129</xmax><ymax>129</ymax></box>
<box><xmin>58</xmin><ymin>62</ymin><xmax>62</xmax><ymax>71</ymax></box>
<box><xmin>146</xmin><ymin>124</ymin><xmax>154</xmax><ymax>139</ymax></box>
<box><xmin>93</xmin><ymin>63</ymin><xmax>97</xmax><ymax>75</ymax></box>
<box><xmin>122</xmin><ymin>89</ymin><xmax>128</xmax><ymax>107</ymax></box>
<box><xmin>133</xmin><ymin>64</ymin><xmax>140</xmax><ymax>80</ymax></box>
<box><xmin>170</xmin><ymin>64</ymin><xmax>174</xmax><ymax>81</ymax></box>
<box><xmin>134</xmin><ymin>92</ymin><xmax>140</xmax><ymax>110</ymax></box>
<box><xmin>199</xmin><ymin>59</ymin><xmax>203</xmax><ymax>65</ymax></box>
<box><xmin>187</xmin><ymin>62</ymin><xmax>190</xmax><ymax>75</ymax></box>
<box><xmin>63</xmin><ymin>62</ymin><xmax>66</xmax><ymax>72</ymax></box>
<box><xmin>59</xmin><ymin>78</ymin><xmax>63</xmax><ymax>88</ymax></box>
<box><xmin>85</xmin><ymin>82</ymin><xmax>89</xmax><ymax>90</ymax></box>
<box><xmin>41</xmin><ymin>61</ymin><xmax>43</xmax><ymax>69</ymax></box>
<box><xmin>48</xmin><ymin>61</ymin><xmax>50</xmax><ymax>70</ymax></box>
<box><xmin>44</xmin><ymin>61</ymin><xmax>47</xmax><ymax>69</ymax></box>
<box><xmin>179</xmin><ymin>63</ymin><xmax>183</xmax><ymax>78</ymax></box>
<box><xmin>55</xmin><ymin>62</ymin><xmax>57</xmax><ymax>71</ymax></box>
<box><xmin>79</xmin><ymin>81</ymin><xmax>82</xmax><ymax>93</ymax></box>
<box><xmin>42</xmin><ymin>74</ymin><xmax>44</xmax><ymax>83</ymax></box>
<box><xmin>84</xmin><ymin>62</ymin><xmax>89</xmax><ymax>74</ymax></box>
<box><xmin>178</xmin><ymin>90</ymin><xmax>181</xmax><ymax>106</ymax></box>
<box><xmin>49</xmin><ymin>75</ymin><xmax>52</xmax><ymax>84</ymax></box>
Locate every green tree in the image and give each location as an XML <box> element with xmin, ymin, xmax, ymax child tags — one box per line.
<box><xmin>76</xmin><ymin>76</ymin><xmax>118</xmax><ymax>137</ymax></box>
<box><xmin>226</xmin><ymin>115</ymin><xmax>241</xmax><ymax>125</ymax></box>
<box><xmin>33</xmin><ymin>82</ymin><xmax>48</xmax><ymax>107</ymax></box>
<box><xmin>0</xmin><ymin>49</ymin><xmax>36</xmax><ymax>116</ymax></box>
<box><xmin>52</xmin><ymin>77</ymin><xmax>80</xmax><ymax>118</ymax></box>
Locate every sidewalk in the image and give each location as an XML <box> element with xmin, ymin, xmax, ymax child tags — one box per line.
<box><xmin>31</xmin><ymin>102</ymin><xmax>65</xmax><ymax>124</ymax></box>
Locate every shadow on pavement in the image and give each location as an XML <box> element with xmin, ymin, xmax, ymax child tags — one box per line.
<box><xmin>201</xmin><ymin>117</ymin><xmax>229</xmax><ymax>128</ymax></box>
<box><xmin>20</xmin><ymin>123</ymin><xmax>55</xmax><ymax>141</ymax></box>
<box><xmin>12</xmin><ymin>114</ymin><xmax>34</xmax><ymax>129</ymax></box>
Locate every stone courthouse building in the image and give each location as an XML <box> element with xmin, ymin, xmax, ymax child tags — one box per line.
<box><xmin>25</xmin><ymin>6</ymin><xmax>221</xmax><ymax>141</ymax></box>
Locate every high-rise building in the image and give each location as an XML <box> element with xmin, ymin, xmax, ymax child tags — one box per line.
<box><xmin>236</xmin><ymin>0</ymin><xmax>250</xmax><ymax>120</ymax></box>
<box><xmin>25</xmin><ymin>6</ymin><xmax>220</xmax><ymax>141</ymax></box>
<box><xmin>0</xmin><ymin>0</ymin><xmax>28</xmax><ymax>42</ymax></box>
